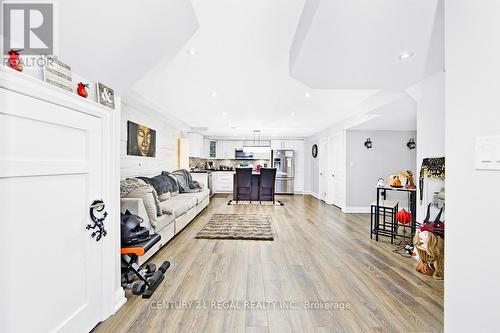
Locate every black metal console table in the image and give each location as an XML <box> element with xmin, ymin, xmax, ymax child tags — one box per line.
<box><xmin>375</xmin><ymin>186</ymin><xmax>417</xmax><ymax>240</ymax></box>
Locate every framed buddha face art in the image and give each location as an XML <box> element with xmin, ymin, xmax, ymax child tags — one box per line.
<box><xmin>127</xmin><ymin>121</ymin><xmax>156</xmax><ymax>157</ymax></box>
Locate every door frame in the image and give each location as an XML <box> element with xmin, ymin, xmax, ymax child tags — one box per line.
<box><xmin>0</xmin><ymin>68</ymin><xmax>125</xmax><ymax>324</ymax></box>
<box><xmin>326</xmin><ymin>132</ymin><xmax>346</xmax><ymax>210</ymax></box>
<box><xmin>318</xmin><ymin>137</ymin><xmax>328</xmax><ymax>201</ymax></box>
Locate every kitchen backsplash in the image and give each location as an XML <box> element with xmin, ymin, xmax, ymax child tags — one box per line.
<box><xmin>189</xmin><ymin>157</ymin><xmax>270</xmax><ymax>170</ymax></box>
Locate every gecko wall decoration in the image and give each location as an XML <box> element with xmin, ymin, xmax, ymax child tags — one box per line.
<box><xmin>87</xmin><ymin>199</ymin><xmax>108</xmax><ymax>241</ymax></box>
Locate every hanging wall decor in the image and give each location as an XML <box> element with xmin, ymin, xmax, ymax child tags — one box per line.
<box><xmin>419</xmin><ymin>157</ymin><xmax>445</xmax><ymax>202</ymax></box>
<box><xmin>364</xmin><ymin>138</ymin><xmax>373</xmax><ymax>149</ymax></box>
<box><xmin>127</xmin><ymin>121</ymin><xmax>156</xmax><ymax>157</ymax></box>
<box><xmin>312</xmin><ymin>144</ymin><xmax>318</xmax><ymax>158</ymax></box>
<box><xmin>407</xmin><ymin>138</ymin><xmax>416</xmax><ymax>150</ymax></box>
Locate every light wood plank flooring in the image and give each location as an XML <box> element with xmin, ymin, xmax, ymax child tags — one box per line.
<box><xmin>95</xmin><ymin>194</ymin><xmax>443</xmax><ymax>333</ymax></box>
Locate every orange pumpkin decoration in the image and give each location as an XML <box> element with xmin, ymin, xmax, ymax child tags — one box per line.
<box><xmin>389</xmin><ymin>175</ymin><xmax>402</xmax><ymax>187</ymax></box>
<box><xmin>396</xmin><ymin>209</ymin><xmax>412</xmax><ymax>225</ymax></box>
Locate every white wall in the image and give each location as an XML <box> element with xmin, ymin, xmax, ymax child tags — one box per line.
<box><xmin>120</xmin><ymin>102</ymin><xmax>181</xmax><ymax>177</ymax></box>
<box><xmin>445</xmin><ymin>1</ymin><xmax>500</xmax><ymax>331</ymax></box>
<box><xmin>304</xmin><ymin>137</ymin><xmax>320</xmax><ymax>196</ymax></box>
<box><xmin>345</xmin><ymin>130</ymin><xmax>416</xmax><ymax>210</ymax></box>
<box><xmin>406</xmin><ymin>71</ymin><xmax>445</xmax><ymax>221</ymax></box>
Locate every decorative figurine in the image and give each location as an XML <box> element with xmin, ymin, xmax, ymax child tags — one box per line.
<box><xmin>389</xmin><ymin>175</ymin><xmax>402</xmax><ymax>187</ymax></box>
<box><xmin>8</xmin><ymin>49</ymin><xmax>23</xmax><ymax>72</ymax></box>
<box><xmin>376</xmin><ymin>178</ymin><xmax>385</xmax><ymax>187</ymax></box>
<box><xmin>77</xmin><ymin>82</ymin><xmax>89</xmax><ymax>98</ymax></box>
<box><xmin>402</xmin><ymin>170</ymin><xmax>417</xmax><ymax>189</ymax></box>
<box><xmin>413</xmin><ymin>224</ymin><xmax>444</xmax><ymax>279</ymax></box>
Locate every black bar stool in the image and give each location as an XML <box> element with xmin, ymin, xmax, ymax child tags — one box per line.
<box><xmin>258</xmin><ymin>168</ymin><xmax>277</xmax><ymax>204</ymax></box>
<box><xmin>370</xmin><ymin>200</ymin><xmax>399</xmax><ymax>243</ymax></box>
<box><xmin>235</xmin><ymin>168</ymin><xmax>252</xmax><ymax>203</ymax></box>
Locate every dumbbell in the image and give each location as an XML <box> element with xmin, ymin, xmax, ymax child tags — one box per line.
<box><xmin>158</xmin><ymin>261</ymin><xmax>170</xmax><ymax>273</ymax></box>
<box><xmin>132</xmin><ymin>281</ymin><xmax>146</xmax><ymax>295</ymax></box>
<box><xmin>146</xmin><ymin>261</ymin><xmax>170</xmax><ymax>287</ymax></box>
<box><xmin>123</xmin><ymin>271</ymin><xmax>136</xmax><ymax>283</ymax></box>
<box><xmin>141</xmin><ymin>263</ymin><xmax>156</xmax><ymax>277</ymax></box>
<box><xmin>141</xmin><ymin>261</ymin><xmax>171</xmax><ymax>299</ymax></box>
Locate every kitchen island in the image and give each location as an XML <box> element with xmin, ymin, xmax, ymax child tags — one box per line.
<box><xmin>232</xmin><ymin>172</ymin><xmax>263</xmax><ymax>201</ymax></box>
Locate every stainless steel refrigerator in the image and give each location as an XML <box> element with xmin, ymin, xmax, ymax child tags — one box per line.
<box><xmin>272</xmin><ymin>150</ymin><xmax>294</xmax><ymax>194</ymax></box>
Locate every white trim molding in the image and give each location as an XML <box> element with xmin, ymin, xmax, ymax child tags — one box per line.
<box><xmin>342</xmin><ymin>206</ymin><xmax>371</xmax><ymax>214</ymax></box>
<box><xmin>304</xmin><ymin>191</ymin><xmax>321</xmax><ymax>200</ymax></box>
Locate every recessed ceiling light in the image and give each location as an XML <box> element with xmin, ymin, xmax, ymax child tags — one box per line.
<box><xmin>304</xmin><ymin>92</ymin><xmax>311</xmax><ymax>98</ymax></box>
<box><xmin>186</xmin><ymin>48</ymin><xmax>198</xmax><ymax>56</ymax></box>
<box><xmin>222</xmin><ymin>111</ymin><xmax>227</xmax><ymax>116</ymax></box>
<box><xmin>398</xmin><ymin>51</ymin><xmax>415</xmax><ymax>61</ymax></box>
<box><xmin>211</xmin><ymin>91</ymin><xmax>217</xmax><ymax>99</ymax></box>
<box><xmin>290</xmin><ymin>112</ymin><xmax>295</xmax><ymax>116</ymax></box>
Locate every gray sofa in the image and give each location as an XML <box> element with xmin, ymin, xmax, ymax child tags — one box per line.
<box><xmin>121</xmin><ymin>181</ymin><xmax>209</xmax><ymax>265</ymax></box>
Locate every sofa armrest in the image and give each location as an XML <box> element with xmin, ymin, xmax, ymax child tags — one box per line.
<box><xmin>121</xmin><ymin>198</ymin><xmax>153</xmax><ymax>233</ymax></box>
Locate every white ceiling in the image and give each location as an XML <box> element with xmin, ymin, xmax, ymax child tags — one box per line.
<box><xmin>131</xmin><ymin>0</ymin><xmax>378</xmax><ymax>137</ymax></box>
<box><xmin>55</xmin><ymin>0</ymin><xmax>443</xmax><ymax>137</ymax></box>
<box><xmin>57</xmin><ymin>0</ymin><xmax>199</xmax><ymax>93</ymax></box>
<box><xmin>348</xmin><ymin>94</ymin><xmax>417</xmax><ymax>131</ymax></box>
<box><xmin>290</xmin><ymin>0</ymin><xmax>444</xmax><ymax>89</ymax></box>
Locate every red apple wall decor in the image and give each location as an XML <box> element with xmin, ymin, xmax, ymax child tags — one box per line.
<box><xmin>77</xmin><ymin>82</ymin><xmax>89</xmax><ymax>98</ymax></box>
<box><xmin>8</xmin><ymin>49</ymin><xmax>23</xmax><ymax>72</ymax></box>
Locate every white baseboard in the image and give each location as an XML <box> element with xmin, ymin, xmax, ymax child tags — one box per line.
<box><xmin>342</xmin><ymin>206</ymin><xmax>371</xmax><ymax>214</ymax></box>
<box><xmin>303</xmin><ymin>191</ymin><xmax>321</xmax><ymax>200</ymax></box>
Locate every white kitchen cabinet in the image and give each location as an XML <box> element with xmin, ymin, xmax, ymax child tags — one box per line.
<box><xmin>270</xmin><ymin>140</ymin><xmax>305</xmax><ymax>193</ymax></box>
<box><xmin>271</xmin><ymin>140</ymin><xmax>304</xmax><ymax>172</ymax></box>
<box><xmin>290</xmin><ymin>140</ymin><xmax>305</xmax><ymax>173</ymax></box>
<box><xmin>203</xmin><ymin>139</ymin><xmax>209</xmax><ymax>158</ymax></box>
<box><xmin>216</xmin><ymin>141</ymin><xmax>228</xmax><ymax>159</ymax></box>
<box><xmin>216</xmin><ymin>140</ymin><xmax>243</xmax><ymax>159</ymax></box>
<box><xmin>294</xmin><ymin>171</ymin><xmax>305</xmax><ymax>193</ymax></box>
<box><xmin>271</xmin><ymin>140</ymin><xmax>284</xmax><ymax>150</ymax></box>
<box><xmin>205</xmin><ymin>139</ymin><xmax>217</xmax><ymax>158</ymax></box>
<box><xmin>188</xmin><ymin>132</ymin><xmax>204</xmax><ymax>157</ymax></box>
<box><xmin>213</xmin><ymin>171</ymin><xmax>234</xmax><ymax>193</ymax></box>
<box><xmin>191</xmin><ymin>172</ymin><xmax>208</xmax><ymax>189</ymax></box>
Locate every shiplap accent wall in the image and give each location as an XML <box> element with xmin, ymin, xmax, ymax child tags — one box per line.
<box><xmin>120</xmin><ymin>103</ymin><xmax>181</xmax><ymax>177</ymax></box>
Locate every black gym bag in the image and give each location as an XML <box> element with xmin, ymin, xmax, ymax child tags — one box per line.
<box><xmin>121</xmin><ymin>210</ymin><xmax>151</xmax><ymax>245</ymax></box>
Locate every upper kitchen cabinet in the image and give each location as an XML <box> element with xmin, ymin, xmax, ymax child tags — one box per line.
<box><xmin>216</xmin><ymin>140</ymin><xmax>244</xmax><ymax>159</ymax></box>
<box><xmin>271</xmin><ymin>140</ymin><xmax>304</xmax><ymax>172</ymax></box>
<box><xmin>216</xmin><ymin>140</ymin><xmax>229</xmax><ymax>159</ymax></box>
<box><xmin>271</xmin><ymin>140</ymin><xmax>302</xmax><ymax>150</ymax></box>
<box><xmin>204</xmin><ymin>139</ymin><xmax>217</xmax><ymax>159</ymax></box>
<box><xmin>188</xmin><ymin>132</ymin><xmax>204</xmax><ymax>158</ymax></box>
<box><xmin>270</xmin><ymin>140</ymin><xmax>284</xmax><ymax>150</ymax></box>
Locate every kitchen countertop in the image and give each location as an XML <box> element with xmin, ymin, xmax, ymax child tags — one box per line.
<box><xmin>190</xmin><ymin>169</ymin><xmax>265</xmax><ymax>174</ymax></box>
<box><xmin>190</xmin><ymin>169</ymin><xmax>236</xmax><ymax>173</ymax></box>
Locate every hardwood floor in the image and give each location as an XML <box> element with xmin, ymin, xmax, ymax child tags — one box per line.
<box><xmin>95</xmin><ymin>195</ymin><xmax>444</xmax><ymax>333</ymax></box>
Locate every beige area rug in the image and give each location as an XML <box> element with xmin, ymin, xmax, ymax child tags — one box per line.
<box><xmin>195</xmin><ymin>214</ymin><xmax>274</xmax><ymax>241</ymax></box>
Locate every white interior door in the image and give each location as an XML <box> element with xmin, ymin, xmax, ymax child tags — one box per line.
<box><xmin>0</xmin><ymin>88</ymin><xmax>104</xmax><ymax>333</ymax></box>
<box><xmin>318</xmin><ymin>137</ymin><xmax>328</xmax><ymax>201</ymax></box>
<box><xmin>327</xmin><ymin>133</ymin><xmax>345</xmax><ymax>208</ymax></box>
